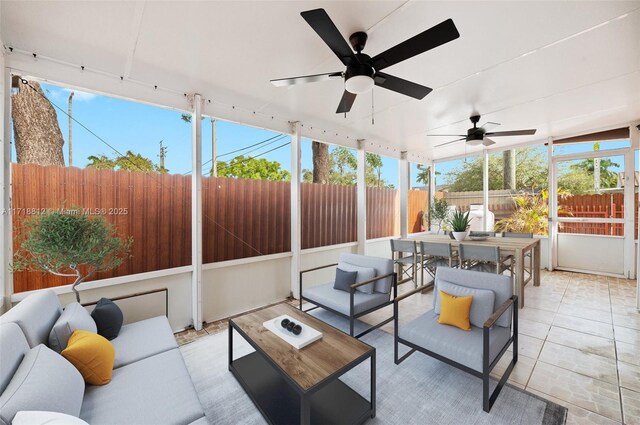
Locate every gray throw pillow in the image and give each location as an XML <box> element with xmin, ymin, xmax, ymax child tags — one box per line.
<box><xmin>0</xmin><ymin>344</ymin><xmax>84</xmax><ymax>425</ymax></box>
<box><xmin>336</xmin><ymin>262</ymin><xmax>376</xmax><ymax>294</ymax></box>
<box><xmin>48</xmin><ymin>302</ymin><xmax>97</xmax><ymax>353</ymax></box>
<box><xmin>333</xmin><ymin>268</ymin><xmax>358</xmax><ymax>292</ymax></box>
<box><xmin>435</xmin><ymin>280</ymin><xmax>496</xmax><ymax>328</ymax></box>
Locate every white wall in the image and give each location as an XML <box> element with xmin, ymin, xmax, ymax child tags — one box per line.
<box><xmin>202</xmin><ymin>255</ymin><xmax>291</xmax><ymax>323</ymax></box>
<box><xmin>557</xmin><ymin>234</ymin><xmax>624</xmax><ymax>275</ymax></box>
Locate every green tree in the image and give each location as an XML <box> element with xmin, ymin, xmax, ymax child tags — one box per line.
<box><xmin>445</xmin><ymin>147</ymin><xmax>547</xmax><ymax>192</ymax></box>
<box><xmin>87</xmin><ymin>151</ymin><xmax>168</xmax><ymax>173</ymax></box>
<box><xmin>571</xmin><ymin>158</ymin><xmax>620</xmax><ymax>189</ymax></box>
<box><xmin>366</xmin><ymin>153</ymin><xmax>384</xmax><ymax>188</ymax></box>
<box><xmin>557</xmin><ymin>167</ymin><xmax>594</xmax><ymax>195</ymax></box>
<box><xmin>12</xmin><ymin>208</ymin><xmax>132</xmax><ymax>302</ymax></box>
<box><xmin>217</xmin><ymin>155</ymin><xmax>290</xmax><ymax>181</ymax></box>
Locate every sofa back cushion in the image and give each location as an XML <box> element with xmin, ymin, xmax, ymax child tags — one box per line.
<box><xmin>434</xmin><ymin>267</ymin><xmax>513</xmax><ymax>328</ymax></box>
<box><xmin>0</xmin><ymin>290</ymin><xmax>62</xmax><ymax>348</ymax></box>
<box><xmin>49</xmin><ymin>303</ymin><xmax>97</xmax><ymax>353</ymax></box>
<box><xmin>336</xmin><ymin>262</ymin><xmax>376</xmax><ymax>294</ymax></box>
<box><xmin>0</xmin><ymin>323</ymin><xmax>30</xmax><ymax>395</ymax></box>
<box><xmin>0</xmin><ymin>344</ymin><xmax>84</xmax><ymax>425</ymax></box>
<box><xmin>434</xmin><ymin>280</ymin><xmax>496</xmax><ymax>328</ymax></box>
<box><xmin>338</xmin><ymin>253</ymin><xmax>394</xmax><ymax>294</ymax></box>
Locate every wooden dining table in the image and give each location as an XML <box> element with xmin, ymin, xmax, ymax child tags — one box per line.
<box><xmin>406</xmin><ymin>234</ymin><xmax>541</xmax><ymax>308</ymax></box>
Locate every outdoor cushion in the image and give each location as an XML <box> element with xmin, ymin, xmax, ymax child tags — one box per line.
<box><xmin>303</xmin><ymin>282</ymin><xmax>389</xmax><ymax>316</ymax></box>
<box><xmin>111</xmin><ymin>316</ymin><xmax>178</xmax><ymax>369</ymax></box>
<box><xmin>80</xmin><ymin>348</ymin><xmax>204</xmax><ymax>425</ymax></box>
<box><xmin>49</xmin><ymin>302</ymin><xmax>97</xmax><ymax>353</ymax></box>
<box><xmin>399</xmin><ymin>310</ymin><xmax>511</xmax><ymax>373</ymax></box>
<box><xmin>0</xmin><ymin>344</ymin><xmax>84</xmax><ymax>425</ymax></box>
<box><xmin>0</xmin><ymin>323</ymin><xmax>30</xmax><ymax>395</ymax></box>
<box><xmin>434</xmin><ymin>267</ymin><xmax>513</xmax><ymax>328</ymax></box>
<box><xmin>437</xmin><ymin>291</ymin><xmax>472</xmax><ymax>331</ymax></box>
<box><xmin>0</xmin><ymin>289</ymin><xmax>62</xmax><ymax>348</ymax></box>
<box><xmin>339</xmin><ymin>253</ymin><xmax>394</xmax><ymax>294</ymax></box>
<box><xmin>12</xmin><ymin>411</ymin><xmax>89</xmax><ymax>425</ymax></box>
<box><xmin>62</xmin><ymin>330</ymin><xmax>115</xmax><ymax>386</ymax></box>
<box><xmin>91</xmin><ymin>298</ymin><xmax>123</xmax><ymax>340</ymax></box>
<box><xmin>333</xmin><ymin>268</ymin><xmax>358</xmax><ymax>292</ymax></box>
<box><xmin>435</xmin><ymin>280</ymin><xmax>496</xmax><ymax>329</ymax></box>
<box><xmin>337</xmin><ymin>262</ymin><xmax>376</xmax><ymax>294</ymax></box>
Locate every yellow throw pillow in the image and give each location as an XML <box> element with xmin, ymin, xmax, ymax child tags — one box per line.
<box><xmin>437</xmin><ymin>290</ymin><xmax>473</xmax><ymax>331</ymax></box>
<box><xmin>62</xmin><ymin>329</ymin><xmax>115</xmax><ymax>385</ymax></box>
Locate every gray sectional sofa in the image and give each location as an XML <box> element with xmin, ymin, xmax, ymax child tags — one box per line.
<box><xmin>0</xmin><ymin>290</ymin><xmax>208</xmax><ymax>425</ymax></box>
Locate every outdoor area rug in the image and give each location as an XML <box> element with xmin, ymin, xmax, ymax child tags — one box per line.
<box><xmin>180</xmin><ymin>310</ymin><xmax>567</xmax><ymax>425</ymax></box>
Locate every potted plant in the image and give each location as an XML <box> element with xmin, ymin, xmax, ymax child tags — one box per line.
<box><xmin>428</xmin><ymin>197</ymin><xmax>449</xmax><ymax>235</ymax></box>
<box><xmin>448</xmin><ymin>209</ymin><xmax>471</xmax><ymax>241</ymax></box>
<box><xmin>12</xmin><ymin>208</ymin><xmax>132</xmax><ymax>302</ymax></box>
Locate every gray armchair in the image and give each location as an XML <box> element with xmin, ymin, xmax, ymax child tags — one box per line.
<box><xmin>394</xmin><ymin>267</ymin><xmax>517</xmax><ymax>412</ymax></box>
<box><xmin>300</xmin><ymin>253</ymin><xmax>397</xmax><ymax>338</ymax></box>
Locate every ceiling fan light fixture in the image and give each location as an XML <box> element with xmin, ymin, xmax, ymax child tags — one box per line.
<box><xmin>345</xmin><ymin>75</ymin><xmax>374</xmax><ymax>94</ymax></box>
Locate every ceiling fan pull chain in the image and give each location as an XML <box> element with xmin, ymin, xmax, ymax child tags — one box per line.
<box><xmin>371</xmin><ymin>88</ymin><xmax>375</xmax><ymax>125</ymax></box>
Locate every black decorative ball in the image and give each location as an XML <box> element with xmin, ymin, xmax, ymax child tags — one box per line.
<box><xmin>292</xmin><ymin>324</ymin><xmax>302</xmax><ymax>335</ymax></box>
<box><xmin>281</xmin><ymin>318</ymin><xmax>290</xmax><ymax>328</ymax></box>
<box><xmin>286</xmin><ymin>321</ymin><xmax>296</xmax><ymax>332</ymax></box>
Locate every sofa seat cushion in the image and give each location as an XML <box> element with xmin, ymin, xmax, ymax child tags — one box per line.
<box><xmin>0</xmin><ymin>289</ymin><xmax>61</xmax><ymax>348</ymax></box>
<box><xmin>111</xmin><ymin>316</ymin><xmax>177</xmax><ymax>369</ymax></box>
<box><xmin>80</xmin><ymin>348</ymin><xmax>204</xmax><ymax>425</ymax></box>
<box><xmin>399</xmin><ymin>310</ymin><xmax>511</xmax><ymax>373</ymax></box>
<box><xmin>303</xmin><ymin>282</ymin><xmax>389</xmax><ymax>316</ymax></box>
<box><xmin>0</xmin><ymin>344</ymin><xmax>84</xmax><ymax>425</ymax></box>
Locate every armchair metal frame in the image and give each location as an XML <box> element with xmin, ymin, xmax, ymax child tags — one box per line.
<box><xmin>299</xmin><ymin>264</ymin><xmax>398</xmax><ymax>338</ymax></box>
<box><xmin>393</xmin><ymin>286</ymin><xmax>518</xmax><ymax>413</ymax></box>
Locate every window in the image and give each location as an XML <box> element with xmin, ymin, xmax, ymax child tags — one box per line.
<box><xmin>409</xmin><ymin>163</ymin><xmax>430</xmax><ymax>233</ymax></box>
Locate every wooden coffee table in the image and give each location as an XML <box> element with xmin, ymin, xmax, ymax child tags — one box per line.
<box><xmin>228</xmin><ymin>303</ymin><xmax>376</xmax><ymax>425</ymax></box>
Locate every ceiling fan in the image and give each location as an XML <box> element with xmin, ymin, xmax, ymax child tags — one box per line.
<box><xmin>270</xmin><ymin>8</ymin><xmax>460</xmax><ymax>114</ymax></box>
<box><xmin>430</xmin><ymin>115</ymin><xmax>537</xmax><ymax>148</ymax></box>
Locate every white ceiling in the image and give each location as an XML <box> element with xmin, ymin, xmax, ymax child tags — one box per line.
<box><xmin>2</xmin><ymin>1</ymin><xmax>640</xmax><ymax>161</ymax></box>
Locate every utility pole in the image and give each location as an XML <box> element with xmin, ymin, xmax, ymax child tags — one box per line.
<box><xmin>159</xmin><ymin>140</ymin><xmax>167</xmax><ymax>172</ymax></box>
<box><xmin>68</xmin><ymin>91</ymin><xmax>74</xmax><ymax>166</ymax></box>
<box><xmin>211</xmin><ymin>118</ymin><xmax>217</xmax><ymax>177</ymax></box>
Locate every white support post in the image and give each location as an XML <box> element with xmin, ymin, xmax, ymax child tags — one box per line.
<box><xmin>428</xmin><ymin>160</ymin><xmax>436</xmax><ymax>232</ymax></box>
<box><xmin>399</xmin><ymin>152</ymin><xmax>409</xmax><ymax>238</ymax></box>
<box><xmin>624</xmin><ymin>124</ymin><xmax>638</xmax><ymax>280</ymax></box>
<box><xmin>290</xmin><ymin>122</ymin><xmax>301</xmax><ymax>298</ymax></box>
<box><xmin>356</xmin><ymin>140</ymin><xmax>367</xmax><ymax>254</ymax></box>
<box><xmin>482</xmin><ymin>149</ymin><xmax>489</xmax><ymax>231</ymax></box>
<box><xmin>548</xmin><ymin>137</ymin><xmax>557</xmax><ymax>271</ymax></box>
<box><xmin>1</xmin><ymin>66</ymin><xmax>12</xmax><ymax>308</ymax></box>
<box><xmin>190</xmin><ymin>94</ymin><xmax>203</xmax><ymax>330</ymax></box>
<box><xmin>211</xmin><ymin>118</ymin><xmax>217</xmax><ymax>177</ymax></box>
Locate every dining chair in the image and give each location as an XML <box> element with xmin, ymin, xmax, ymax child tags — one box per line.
<box><xmin>459</xmin><ymin>244</ymin><xmax>513</xmax><ymax>276</ymax></box>
<box><xmin>390</xmin><ymin>239</ymin><xmax>419</xmax><ymax>287</ymax></box>
<box><xmin>502</xmin><ymin>232</ymin><xmax>533</xmax><ymax>283</ymax></box>
<box><xmin>419</xmin><ymin>241</ymin><xmax>459</xmax><ymax>284</ymax></box>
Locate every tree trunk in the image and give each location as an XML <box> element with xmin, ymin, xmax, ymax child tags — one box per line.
<box><xmin>12</xmin><ymin>80</ymin><xmax>65</xmax><ymax>166</ymax></box>
<box><xmin>503</xmin><ymin>149</ymin><xmax>516</xmax><ymax>190</ymax></box>
<box><xmin>312</xmin><ymin>141</ymin><xmax>329</xmax><ymax>184</ymax></box>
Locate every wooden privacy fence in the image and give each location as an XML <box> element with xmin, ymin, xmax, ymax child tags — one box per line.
<box><xmin>11</xmin><ymin>165</ymin><xmax>416</xmax><ymax>292</ymax></box>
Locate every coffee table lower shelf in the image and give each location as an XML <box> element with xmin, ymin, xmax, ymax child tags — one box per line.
<box><xmin>230</xmin><ymin>352</ymin><xmax>372</xmax><ymax>425</ymax></box>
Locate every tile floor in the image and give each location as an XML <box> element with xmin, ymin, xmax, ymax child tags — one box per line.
<box><xmin>175</xmin><ymin>270</ymin><xmax>640</xmax><ymax>425</ymax></box>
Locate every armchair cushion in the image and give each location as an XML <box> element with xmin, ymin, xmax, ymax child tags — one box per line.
<box><xmin>49</xmin><ymin>302</ymin><xmax>97</xmax><ymax>353</ymax></box>
<box><xmin>336</xmin><ymin>262</ymin><xmax>376</xmax><ymax>294</ymax></box>
<box><xmin>435</xmin><ymin>281</ymin><xmax>495</xmax><ymax>329</ymax></box>
<box><xmin>437</xmin><ymin>291</ymin><xmax>472</xmax><ymax>331</ymax></box>
<box><xmin>333</xmin><ymin>268</ymin><xmax>358</xmax><ymax>292</ymax></box>
<box><xmin>338</xmin><ymin>253</ymin><xmax>394</xmax><ymax>294</ymax></box>
<box><xmin>399</xmin><ymin>310</ymin><xmax>511</xmax><ymax>373</ymax></box>
<box><xmin>303</xmin><ymin>283</ymin><xmax>389</xmax><ymax>316</ymax></box>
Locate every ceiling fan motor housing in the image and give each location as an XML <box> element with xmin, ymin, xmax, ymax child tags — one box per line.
<box><xmin>345</xmin><ymin>53</ymin><xmax>375</xmax><ymax>94</ymax></box>
<box><xmin>467</xmin><ymin>126</ymin><xmax>485</xmax><ymax>141</ymax></box>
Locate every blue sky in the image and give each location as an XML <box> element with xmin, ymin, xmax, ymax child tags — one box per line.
<box><xmin>12</xmin><ymin>82</ymin><xmax>635</xmax><ymax>189</ymax></box>
<box><xmin>12</xmin><ymin>82</ymin><xmax>404</xmax><ymax>186</ymax></box>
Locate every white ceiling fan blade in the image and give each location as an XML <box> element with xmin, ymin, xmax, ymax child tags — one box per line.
<box><xmin>480</xmin><ymin>121</ymin><xmax>500</xmax><ymax>131</ymax></box>
<box><xmin>482</xmin><ymin>138</ymin><xmax>496</xmax><ymax>146</ymax></box>
<box><xmin>435</xmin><ymin>137</ymin><xmax>466</xmax><ymax>148</ymax></box>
